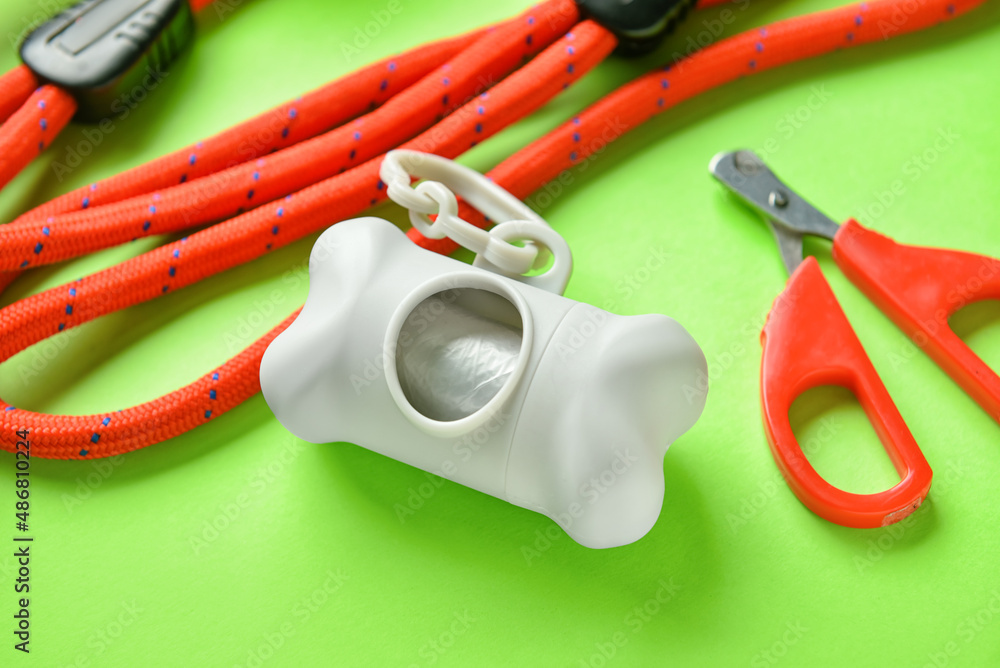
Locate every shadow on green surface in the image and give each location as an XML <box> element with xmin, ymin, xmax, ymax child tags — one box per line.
<box><xmin>791</xmin><ymin>385</ymin><xmax>903</xmax><ymax>496</ymax></box>
<box><xmin>781</xmin><ymin>387</ymin><xmax>939</xmax><ymax>555</ymax></box>
<box><xmin>309</xmin><ymin>436</ymin><xmax>725</xmax><ymax>638</ymax></box>
<box><xmin>819</xmin><ymin>488</ymin><xmax>939</xmax><ymax>569</ymax></box>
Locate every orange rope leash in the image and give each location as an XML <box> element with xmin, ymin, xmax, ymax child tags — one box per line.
<box><xmin>0</xmin><ymin>0</ymin><xmax>987</xmax><ymax>458</ymax></box>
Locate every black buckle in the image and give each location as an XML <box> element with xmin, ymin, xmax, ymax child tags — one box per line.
<box><xmin>576</xmin><ymin>0</ymin><xmax>696</xmax><ymax>56</ymax></box>
<box><xmin>20</xmin><ymin>0</ymin><xmax>194</xmax><ymax>122</ymax></box>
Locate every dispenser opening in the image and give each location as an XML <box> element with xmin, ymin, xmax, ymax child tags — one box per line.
<box><xmin>394</xmin><ymin>287</ymin><xmax>524</xmax><ymax>422</ymax></box>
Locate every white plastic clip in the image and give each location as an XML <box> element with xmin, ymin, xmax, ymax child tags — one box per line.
<box><xmin>379</xmin><ymin>150</ymin><xmax>573</xmax><ymax>294</ymax></box>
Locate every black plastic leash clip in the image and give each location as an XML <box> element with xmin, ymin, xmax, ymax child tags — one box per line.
<box><xmin>576</xmin><ymin>0</ymin><xmax>696</xmax><ymax>56</ymax></box>
<box><xmin>20</xmin><ymin>0</ymin><xmax>194</xmax><ymax>122</ymax></box>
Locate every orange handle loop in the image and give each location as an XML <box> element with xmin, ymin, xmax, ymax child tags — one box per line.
<box><xmin>760</xmin><ymin>257</ymin><xmax>933</xmax><ymax>528</ymax></box>
<box><xmin>833</xmin><ymin>219</ymin><xmax>1000</xmax><ymax>423</ymax></box>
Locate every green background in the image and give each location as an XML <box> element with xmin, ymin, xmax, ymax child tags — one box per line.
<box><xmin>2</xmin><ymin>0</ymin><xmax>999</xmax><ymax>665</ymax></box>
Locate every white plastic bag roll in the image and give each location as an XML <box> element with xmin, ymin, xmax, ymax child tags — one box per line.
<box><xmin>395</xmin><ymin>294</ymin><xmax>523</xmax><ymax>422</ymax></box>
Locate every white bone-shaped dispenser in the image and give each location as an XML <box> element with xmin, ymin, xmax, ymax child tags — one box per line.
<box><xmin>260</xmin><ymin>216</ymin><xmax>707</xmax><ymax>549</ymax></box>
